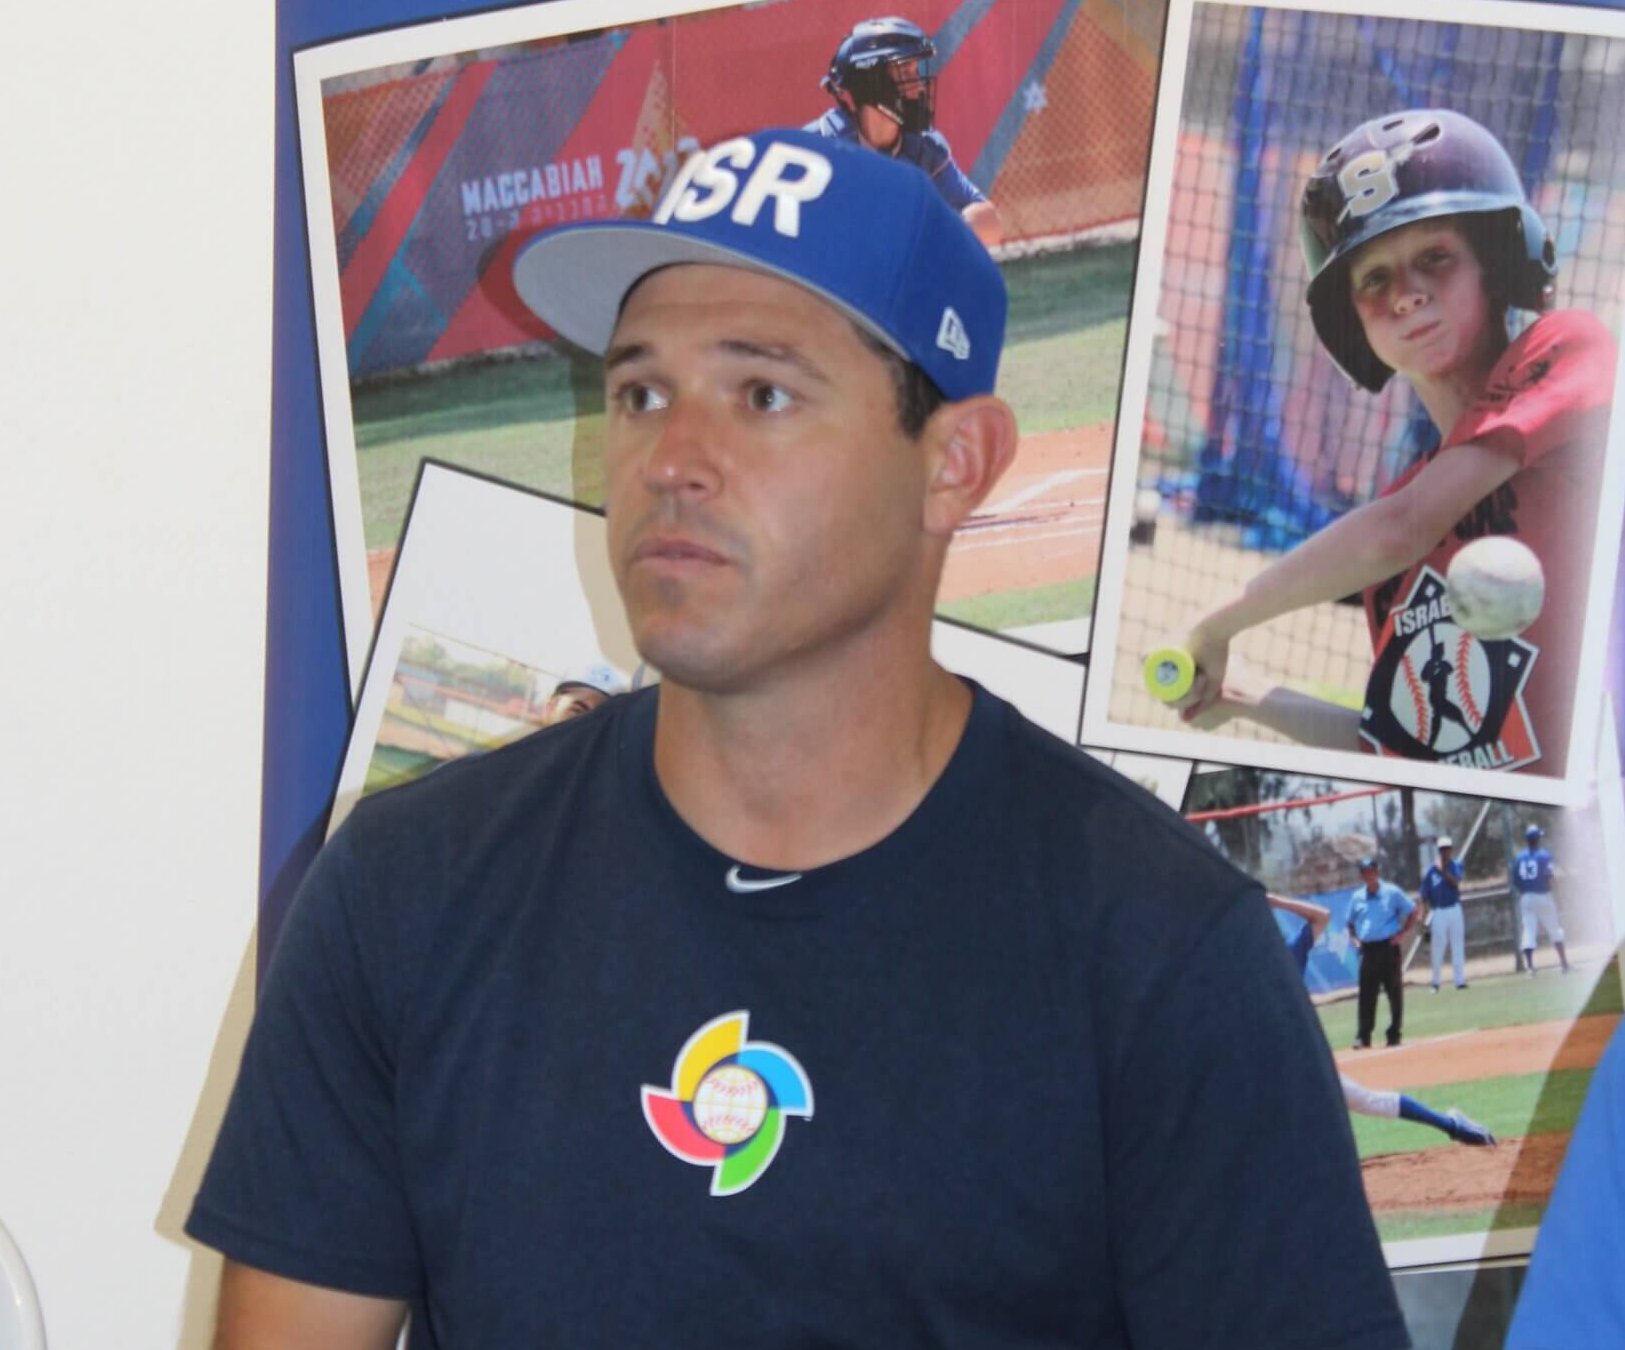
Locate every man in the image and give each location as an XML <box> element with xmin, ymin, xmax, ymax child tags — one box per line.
<box><xmin>1512</xmin><ymin>823</ymin><xmax>1571</xmax><ymax>975</ymax></box>
<box><xmin>1418</xmin><ymin>836</ymin><xmax>1467</xmax><ymax>991</ymax></box>
<box><xmin>1347</xmin><ymin>857</ymin><xmax>1417</xmax><ymax>1049</ymax></box>
<box><xmin>806</xmin><ymin>16</ymin><xmax>1003</xmax><ymax>246</ymax></box>
<box><xmin>538</xmin><ymin>663</ymin><xmax>624</xmax><ymax>727</ymax></box>
<box><xmin>1270</xmin><ymin>893</ymin><xmax>1494</xmax><ymax>1147</ymax></box>
<box><xmin>188</xmin><ymin>130</ymin><xmax>1404</xmax><ymax>1347</ymax></box>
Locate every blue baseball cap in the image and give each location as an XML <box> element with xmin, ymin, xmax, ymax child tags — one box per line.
<box><xmin>511</xmin><ymin>127</ymin><xmax>1005</xmax><ymax>402</ymax></box>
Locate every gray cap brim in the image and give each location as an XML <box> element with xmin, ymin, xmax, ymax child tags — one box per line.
<box><xmin>511</xmin><ymin>221</ymin><xmax>906</xmax><ymax>360</ymax></box>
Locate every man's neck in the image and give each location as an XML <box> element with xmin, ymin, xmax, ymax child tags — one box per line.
<box><xmin>651</xmin><ymin>655</ymin><xmax>971</xmax><ymax>872</ymax></box>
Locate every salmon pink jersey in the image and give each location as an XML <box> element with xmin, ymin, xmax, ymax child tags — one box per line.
<box><xmin>1360</xmin><ymin>310</ymin><xmax>1618</xmax><ymax>775</ymax></box>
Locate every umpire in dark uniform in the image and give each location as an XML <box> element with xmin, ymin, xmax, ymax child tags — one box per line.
<box><xmin>1347</xmin><ymin>857</ymin><xmax>1418</xmax><ymax>1049</ymax></box>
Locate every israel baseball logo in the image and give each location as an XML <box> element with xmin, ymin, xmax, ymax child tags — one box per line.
<box><xmin>1361</xmin><ymin>566</ymin><xmax>1540</xmax><ymax>770</ymax></box>
<box><xmin>642</xmin><ymin>1011</ymin><xmax>814</xmax><ymax>1196</ymax></box>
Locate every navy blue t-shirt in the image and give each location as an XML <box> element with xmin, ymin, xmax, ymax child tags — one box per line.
<box><xmin>188</xmin><ymin>685</ymin><xmax>1406</xmax><ymax>1348</ymax></box>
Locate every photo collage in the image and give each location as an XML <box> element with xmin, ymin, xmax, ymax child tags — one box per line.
<box><xmin>293</xmin><ymin>0</ymin><xmax>1625</xmax><ymax>1268</ymax></box>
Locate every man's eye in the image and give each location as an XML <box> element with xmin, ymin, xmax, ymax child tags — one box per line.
<box><xmin>1356</xmin><ymin>269</ymin><xmax>1388</xmax><ymax>293</ymax></box>
<box><xmin>615</xmin><ymin>383</ymin><xmax>668</xmax><ymax>414</ymax></box>
<box><xmin>745</xmin><ymin>382</ymin><xmax>795</xmax><ymax>413</ymax></box>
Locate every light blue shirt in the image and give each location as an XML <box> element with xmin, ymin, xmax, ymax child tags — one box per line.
<box><xmin>1348</xmin><ymin>881</ymin><xmax>1414</xmax><ymax>942</ymax></box>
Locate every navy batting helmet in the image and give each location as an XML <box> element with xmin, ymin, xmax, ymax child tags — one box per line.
<box><xmin>823</xmin><ymin>17</ymin><xmax>938</xmax><ymax>134</ymax></box>
<box><xmin>1300</xmin><ymin>109</ymin><xmax>1556</xmax><ymax>391</ymax></box>
<box><xmin>1525</xmin><ymin>824</ymin><xmax>1545</xmax><ymax>840</ymax></box>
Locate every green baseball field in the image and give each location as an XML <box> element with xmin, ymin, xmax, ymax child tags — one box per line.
<box><xmin>1319</xmin><ymin>959</ymin><xmax>1622</xmax><ymax>1244</ymax></box>
<box><xmin>348</xmin><ymin>243</ymin><xmax>1135</xmax><ymax>634</ymax></box>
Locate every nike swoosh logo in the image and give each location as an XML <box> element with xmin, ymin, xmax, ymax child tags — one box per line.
<box><xmin>725</xmin><ymin>865</ymin><xmax>804</xmax><ymax>894</ymax></box>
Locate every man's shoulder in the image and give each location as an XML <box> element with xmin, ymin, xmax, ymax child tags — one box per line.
<box><xmin>901</xmin><ymin>127</ymin><xmax>955</xmax><ymax>172</ymax></box>
<box><xmin>1470</xmin><ymin>309</ymin><xmax>1618</xmax><ymax>421</ymax></box>
<box><xmin>983</xmin><ymin>689</ymin><xmax>1252</xmax><ymax>892</ymax></box>
<box><xmin>804</xmin><ymin>107</ymin><xmax>853</xmax><ymax>139</ymax></box>
<box><xmin>1527</xmin><ymin>308</ymin><xmax>1615</xmax><ymax>354</ymax></box>
<box><xmin>344</xmin><ymin>691</ymin><xmax>642</xmax><ymax>856</ymax></box>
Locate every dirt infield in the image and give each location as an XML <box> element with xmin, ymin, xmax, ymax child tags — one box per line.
<box><xmin>1331</xmin><ymin>1013</ymin><xmax>1619</xmax><ymax>1091</ymax></box>
<box><xmin>364</xmin><ymin>423</ymin><xmax>1113</xmax><ymax>620</ymax></box>
<box><xmin>1333</xmin><ymin>1014</ymin><xmax>1617</xmax><ymax>1218</ymax></box>
<box><xmin>1364</xmin><ymin>1130</ymin><xmax>1572</xmax><ymax>1216</ymax></box>
<box><xmin>939</xmin><ymin>424</ymin><xmax>1112</xmax><ymax>603</ymax></box>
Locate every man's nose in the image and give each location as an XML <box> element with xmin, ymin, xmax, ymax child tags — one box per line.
<box><xmin>641</xmin><ymin>398</ymin><xmax>722</xmax><ymax>498</ymax></box>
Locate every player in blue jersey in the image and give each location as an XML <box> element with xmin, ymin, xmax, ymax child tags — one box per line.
<box><xmin>1418</xmin><ymin>836</ymin><xmax>1467</xmax><ymax>991</ymax></box>
<box><xmin>1269</xmin><ymin>893</ymin><xmax>1494</xmax><ymax>1146</ymax></box>
<box><xmin>1511</xmin><ymin>823</ymin><xmax>1570</xmax><ymax>975</ymax></box>
<box><xmin>806</xmin><ymin>16</ymin><xmax>1003</xmax><ymax>246</ymax></box>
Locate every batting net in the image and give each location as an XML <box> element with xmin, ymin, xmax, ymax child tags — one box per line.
<box><xmin>1109</xmin><ymin>9</ymin><xmax>1625</xmax><ymax>735</ymax></box>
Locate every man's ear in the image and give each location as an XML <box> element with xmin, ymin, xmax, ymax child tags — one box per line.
<box><xmin>921</xmin><ymin>396</ymin><xmax>1019</xmax><ymax>538</ymax></box>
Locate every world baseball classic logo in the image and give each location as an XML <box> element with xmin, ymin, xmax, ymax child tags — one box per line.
<box><xmin>641</xmin><ymin>1011</ymin><xmax>814</xmax><ymax>1196</ymax></box>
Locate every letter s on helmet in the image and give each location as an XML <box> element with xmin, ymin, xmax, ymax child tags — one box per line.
<box><xmin>1300</xmin><ymin>109</ymin><xmax>1556</xmax><ymax>391</ymax></box>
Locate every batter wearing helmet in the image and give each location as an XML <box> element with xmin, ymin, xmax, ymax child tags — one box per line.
<box><xmin>806</xmin><ymin>16</ymin><xmax>1004</xmax><ymax>246</ymax></box>
<box><xmin>1173</xmin><ymin>110</ymin><xmax>1618</xmax><ymax>777</ymax></box>
<box><xmin>1511</xmin><ymin>823</ymin><xmax>1571</xmax><ymax>975</ymax></box>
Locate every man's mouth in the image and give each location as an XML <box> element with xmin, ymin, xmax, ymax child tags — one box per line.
<box><xmin>631</xmin><ymin>534</ymin><xmax>729</xmax><ymax>566</ymax></box>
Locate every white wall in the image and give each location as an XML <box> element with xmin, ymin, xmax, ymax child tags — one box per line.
<box><xmin>0</xmin><ymin>3</ymin><xmax>273</xmax><ymax>1345</ymax></box>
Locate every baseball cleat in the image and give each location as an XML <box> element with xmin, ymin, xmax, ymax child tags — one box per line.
<box><xmin>1446</xmin><ymin>1109</ymin><xmax>1496</xmax><ymax>1147</ymax></box>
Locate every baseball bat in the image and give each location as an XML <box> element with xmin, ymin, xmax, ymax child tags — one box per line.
<box><xmin>1142</xmin><ymin>646</ymin><xmax>1196</xmax><ymax>704</ymax></box>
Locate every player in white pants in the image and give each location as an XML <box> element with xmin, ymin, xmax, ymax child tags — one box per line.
<box><xmin>1513</xmin><ymin>824</ymin><xmax>1571</xmax><ymax>975</ymax></box>
<box><xmin>1419</xmin><ymin>836</ymin><xmax>1467</xmax><ymax>991</ymax></box>
<box><xmin>1521</xmin><ymin>896</ymin><xmax>1567</xmax><ymax>966</ymax></box>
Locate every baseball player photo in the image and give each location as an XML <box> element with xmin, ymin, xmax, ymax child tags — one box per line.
<box><xmin>1418</xmin><ymin>835</ymin><xmax>1467</xmax><ymax>991</ymax></box>
<box><xmin>1511</xmin><ymin>822</ymin><xmax>1572</xmax><ymax>975</ymax></box>
<box><xmin>1083</xmin><ymin>0</ymin><xmax>1625</xmax><ymax>802</ymax></box>
<box><xmin>805</xmin><ymin>16</ymin><xmax>1005</xmax><ymax>245</ymax></box>
<box><xmin>1269</xmin><ymin>893</ymin><xmax>1494</xmax><ymax>1147</ymax></box>
<box><xmin>1347</xmin><ymin>857</ymin><xmax>1418</xmax><ymax>1049</ymax></box>
<box><xmin>1183</xmin><ymin>760</ymin><xmax>1622</xmax><ymax>1262</ymax></box>
<box><xmin>296</xmin><ymin>0</ymin><xmax>1150</xmax><ymax>686</ymax></box>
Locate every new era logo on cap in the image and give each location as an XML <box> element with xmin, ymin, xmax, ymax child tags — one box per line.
<box><xmin>936</xmin><ymin>307</ymin><xmax>970</xmax><ymax>361</ymax></box>
<box><xmin>510</xmin><ymin>127</ymin><xmax>1006</xmax><ymax>402</ymax></box>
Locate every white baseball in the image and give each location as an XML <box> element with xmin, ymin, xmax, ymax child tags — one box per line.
<box><xmin>1446</xmin><ymin>537</ymin><xmax>1545</xmax><ymax>641</ymax></box>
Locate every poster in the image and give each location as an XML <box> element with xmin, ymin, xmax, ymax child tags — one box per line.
<box><xmin>262</xmin><ymin>0</ymin><xmax>1625</xmax><ymax>1329</ymax></box>
<box><xmin>1082</xmin><ymin>0</ymin><xmax>1625</xmax><ymax>808</ymax></box>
